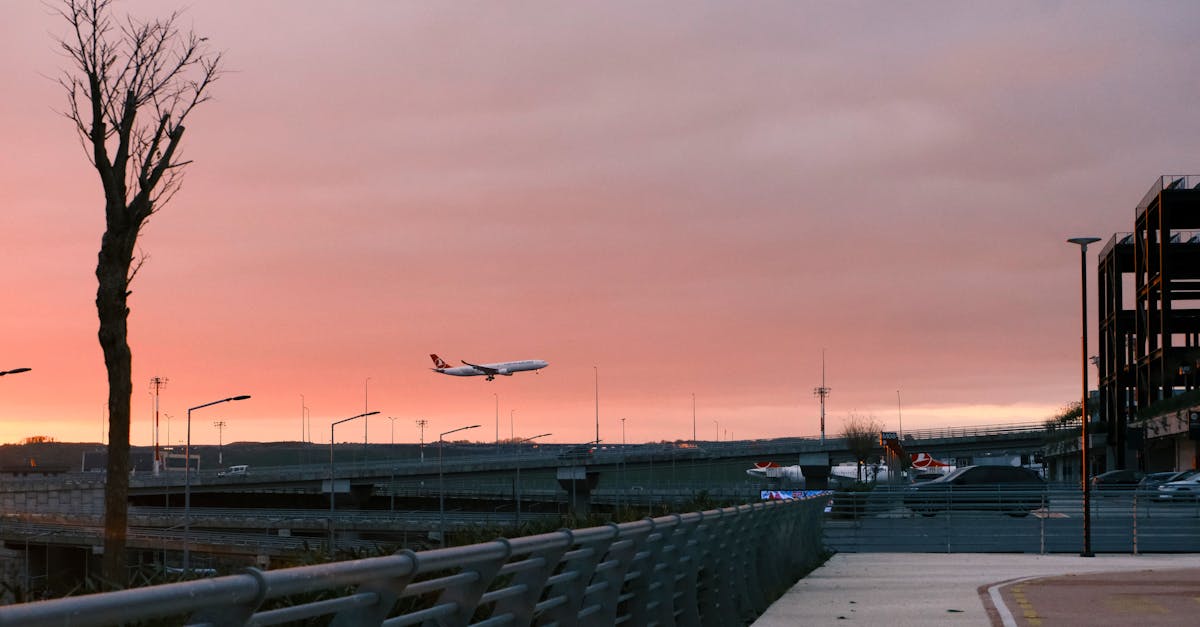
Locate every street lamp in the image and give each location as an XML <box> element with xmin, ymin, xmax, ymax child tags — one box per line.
<box><xmin>515</xmin><ymin>432</ymin><xmax>551</xmax><ymax>526</ymax></box>
<box><xmin>388</xmin><ymin>416</ymin><xmax>399</xmax><ymax>446</ymax></box>
<box><xmin>184</xmin><ymin>394</ymin><xmax>250</xmax><ymax>573</ymax></box>
<box><xmin>439</xmin><ymin>424</ymin><xmax>480</xmax><ymax>547</ymax></box>
<box><xmin>329</xmin><ymin>410</ymin><xmax>380</xmax><ymax>555</ymax></box>
<box><xmin>713</xmin><ymin>419</ymin><xmax>719</xmax><ymax>443</ymax></box>
<box><xmin>0</xmin><ymin>367</ymin><xmax>31</xmax><ymax>377</ymax></box>
<box><xmin>1068</xmin><ymin>236</ymin><xmax>1101</xmax><ymax>558</ymax></box>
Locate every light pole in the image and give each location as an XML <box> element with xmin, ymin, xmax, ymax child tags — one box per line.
<box><xmin>515</xmin><ymin>432</ymin><xmax>551</xmax><ymax>526</ymax></box>
<box><xmin>439</xmin><ymin>424</ymin><xmax>480</xmax><ymax>547</ymax></box>
<box><xmin>594</xmin><ymin>365</ymin><xmax>600</xmax><ymax>445</ymax></box>
<box><xmin>713</xmin><ymin>419</ymin><xmax>719</xmax><ymax>443</ymax></box>
<box><xmin>388</xmin><ymin>416</ymin><xmax>399</xmax><ymax>446</ymax></box>
<box><xmin>184</xmin><ymin>394</ymin><xmax>250</xmax><ymax>572</ymax></box>
<box><xmin>494</xmin><ymin>392</ymin><xmax>499</xmax><ymax>451</ymax></box>
<box><xmin>510</xmin><ymin>409</ymin><xmax>515</xmax><ymax>441</ymax></box>
<box><xmin>1068</xmin><ymin>236</ymin><xmax>1100</xmax><ymax>558</ymax></box>
<box><xmin>692</xmin><ymin>393</ymin><xmax>696</xmax><ymax>447</ymax></box>
<box><xmin>329</xmin><ymin>410</ymin><xmax>380</xmax><ymax>555</ymax></box>
<box><xmin>0</xmin><ymin>367</ymin><xmax>31</xmax><ymax>377</ymax></box>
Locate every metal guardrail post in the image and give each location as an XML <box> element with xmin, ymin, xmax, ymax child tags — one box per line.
<box><xmin>423</xmin><ymin>540</ymin><xmax>513</xmax><ymax>626</ymax></box>
<box><xmin>491</xmin><ymin>531</ymin><xmax>573</xmax><ymax>626</ymax></box>
<box><xmin>586</xmin><ymin>521</ymin><xmax>651</xmax><ymax>625</ymax></box>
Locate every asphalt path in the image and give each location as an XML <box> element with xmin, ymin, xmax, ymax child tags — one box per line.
<box><xmin>986</xmin><ymin>567</ymin><xmax>1200</xmax><ymax>626</ymax></box>
<box><xmin>752</xmin><ymin>553</ymin><xmax>1200</xmax><ymax>626</ymax></box>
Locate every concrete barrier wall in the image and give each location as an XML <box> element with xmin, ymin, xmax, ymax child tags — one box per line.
<box><xmin>0</xmin><ymin>478</ymin><xmax>106</xmax><ymax>516</ymax></box>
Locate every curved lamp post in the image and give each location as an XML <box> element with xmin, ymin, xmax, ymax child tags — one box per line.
<box><xmin>329</xmin><ymin>410</ymin><xmax>380</xmax><ymax>555</ymax></box>
<box><xmin>184</xmin><ymin>394</ymin><xmax>250</xmax><ymax>572</ymax></box>
<box><xmin>439</xmin><ymin>424</ymin><xmax>480</xmax><ymax>547</ymax></box>
<box><xmin>515</xmin><ymin>432</ymin><xmax>551</xmax><ymax>526</ymax></box>
<box><xmin>1068</xmin><ymin>236</ymin><xmax>1101</xmax><ymax>558</ymax></box>
<box><xmin>0</xmin><ymin>368</ymin><xmax>32</xmax><ymax>377</ymax></box>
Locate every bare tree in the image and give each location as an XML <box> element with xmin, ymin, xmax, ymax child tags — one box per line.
<box><xmin>841</xmin><ymin>413</ymin><xmax>882</xmax><ymax>482</ymax></box>
<box><xmin>55</xmin><ymin>0</ymin><xmax>220</xmax><ymax>585</ymax></box>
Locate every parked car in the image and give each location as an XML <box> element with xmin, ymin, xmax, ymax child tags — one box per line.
<box><xmin>1091</xmin><ymin>469</ymin><xmax>1144</xmax><ymax>493</ymax></box>
<box><xmin>904</xmin><ymin>465</ymin><xmax>1045</xmax><ymax>517</ymax></box>
<box><xmin>1138</xmin><ymin>470</ymin><xmax>1197</xmax><ymax>492</ymax></box>
<box><xmin>1155</xmin><ymin>474</ymin><xmax>1200</xmax><ymax>502</ymax></box>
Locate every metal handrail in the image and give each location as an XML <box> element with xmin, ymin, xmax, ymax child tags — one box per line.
<box><xmin>0</xmin><ymin>496</ymin><xmax>827</xmax><ymax>626</ymax></box>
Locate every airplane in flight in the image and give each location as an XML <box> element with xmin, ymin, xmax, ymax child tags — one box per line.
<box><xmin>429</xmin><ymin>354</ymin><xmax>549</xmax><ymax>381</ymax></box>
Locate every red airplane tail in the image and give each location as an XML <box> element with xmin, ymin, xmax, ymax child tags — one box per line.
<box><xmin>430</xmin><ymin>354</ymin><xmax>450</xmax><ymax>370</ymax></box>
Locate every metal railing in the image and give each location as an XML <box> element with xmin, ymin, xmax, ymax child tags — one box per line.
<box><xmin>0</xmin><ymin>496</ymin><xmax>827</xmax><ymax>627</ymax></box>
<box><xmin>824</xmin><ymin>483</ymin><xmax>1200</xmax><ymax>554</ymax></box>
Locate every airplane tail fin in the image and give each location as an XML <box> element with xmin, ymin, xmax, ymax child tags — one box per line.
<box><xmin>430</xmin><ymin>354</ymin><xmax>450</xmax><ymax>370</ymax></box>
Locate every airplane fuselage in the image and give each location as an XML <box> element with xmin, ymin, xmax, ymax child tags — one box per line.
<box><xmin>430</xmin><ymin>354</ymin><xmax>548</xmax><ymax>381</ymax></box>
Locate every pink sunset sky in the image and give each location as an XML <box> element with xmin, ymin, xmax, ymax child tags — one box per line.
<box><xmin>2</xmin><ymin>1</ymin><xmax>1199</xmax><ymax>447</ymax></box>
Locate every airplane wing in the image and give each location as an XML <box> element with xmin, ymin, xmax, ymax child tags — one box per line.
<box><xmin>461</xmin><ymin>360</ymin><xmax>500</xmax><ymax>375</ymax></box>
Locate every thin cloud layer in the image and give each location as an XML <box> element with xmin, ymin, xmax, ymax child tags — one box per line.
<box><xmin>1</xmin><ymin>1</ymin><xmax>1198</xmax><ymax>445</ymax></box>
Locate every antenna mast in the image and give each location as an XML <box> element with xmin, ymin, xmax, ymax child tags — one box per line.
<box><xmin>813</xmin><ymin>352</ymin><xmax>830</xmax><ymax>445</ymax></box>
<box><xmin>416</xmin><ymin>419</ymin><xmax>428</xmax><ymax>463</ymax></box>
<box><xmin>150</xmin><ymin>377</ymin><xmax>168</xmax><ymax>475</ymax></box>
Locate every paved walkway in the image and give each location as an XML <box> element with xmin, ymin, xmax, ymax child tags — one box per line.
<box><xmin>752</xmin><ymin>553</ymin><xmax>1200</xmax><ymax>626</ymax></box>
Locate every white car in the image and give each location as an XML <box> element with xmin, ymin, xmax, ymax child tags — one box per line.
<box><xmin>1155</xmin><ymin>474</ymin><xmax>1200</xmax><ymax>501</ymax></box>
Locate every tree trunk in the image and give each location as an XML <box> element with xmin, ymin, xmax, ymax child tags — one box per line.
<box><xmin>97</xmin><ymin>221</ymin><xmax>136</xmax><ymax>586</ymax></box>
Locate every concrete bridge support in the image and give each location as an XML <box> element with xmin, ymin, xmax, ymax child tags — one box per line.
<box><xmin>556</xmin><ymin>467</ymin><xmax>599</xmax><ymax>519</ymax></box>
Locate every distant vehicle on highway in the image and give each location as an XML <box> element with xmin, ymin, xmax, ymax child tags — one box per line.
<box><xmin>218</xmin><ymin>464</ymin><xmax>248</xmax><ymax>477</ymax></box>
<box><xmin>558</xmin><ymin>446</ymin><xmax>595</xmax><ymax>460</ymax></box>
<box><xmin>903</xmin><ymin>465</ymin><xmax>1045</xmax><ymax>517</ymax></box>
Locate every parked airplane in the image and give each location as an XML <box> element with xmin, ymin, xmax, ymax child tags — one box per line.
<box><xmin>747</xmin><ymin>454</ymin><xmax>954</xmax><ymax>486</ymax></box>
<box><xmin>910</xmin><ymin>452</ymin><xmax>953</xmax><ymax>470</ymax></box>
<box><xmin>429</xmin><ymin>354</ymin><xmax>549</xmax><ymax>381</ymax></box>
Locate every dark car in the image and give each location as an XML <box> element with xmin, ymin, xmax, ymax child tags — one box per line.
<box><xmin>1091</xmin><ymin>469</ymin><xmax>1144</xmax><ymax>494</ymax></box>
<box><xmin>558</xmin><ymin>445</ymin><xmax>595</xmax><ymax>460</ymax></box>
<box><xmin>904</xmin><ymin>465</ymin><xmax>1045</xmax><ymax>517</ymax></box>
<box><xmin>1138</xmin><ymin>469</ymin><xmax>1198</xmax><ymax>493</ymax></box>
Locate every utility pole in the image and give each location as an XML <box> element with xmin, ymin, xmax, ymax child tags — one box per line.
<box><xmin>149</xmin><ymin>377</ymin><xmax>168</xmax><ymax>475</ymax></box>
<box><xmin>813</xmin><ymin>351</ymin><xmax>831</xmax><ymax>446</ymax></box>
<box><xmin>388</xmin><ymin>416</ymin><xmax>399</xmax><ymax>445</ymax></box>
<box><xmin>416</xmin><ymin>419</ymin><xmax>428</xmax><ymax>463</ymax></box>
<box><xmin>213</xmin><ymin>421</ymin><xmax>226</xmax><ymax>465</ymax></box>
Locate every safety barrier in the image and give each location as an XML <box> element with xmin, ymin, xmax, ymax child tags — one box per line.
<box><xmin>824</xmin><ymin>484</ymin><xmax>1200</xmax><ymax>554</ymax></box>
<box><xmin>0</xmin><ymin>496</ymin><xmax>827</xmax><ymax>626</ymax></box>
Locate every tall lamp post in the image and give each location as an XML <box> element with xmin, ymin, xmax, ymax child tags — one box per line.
<box><xmin>439</xmin><ymin>424</ymin><xmax>480</xmax><ymax>547</ymax></box>
<box><xmin>515</xmin><ymin>432</ymin><xmax>551</xmax><ymax>526</ymax></box>
<box><xmin>1068</xmin><ymin>236</ymin><xmax>1101</xmax><ymax>558</ymax></box>
<box><xmin>329</xmin><ymin>410</ymin><xmax>380</xmax><ymax>555</ymax></box>
<box><xmin>0</xmin><ymin>368</ymin><xmax>32</xmax><ymax>377</ymax></box>
<box><xmin>184</xmin><ymin>394</ymin><xmax>250</xmax><ymax>572</ymax></box>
